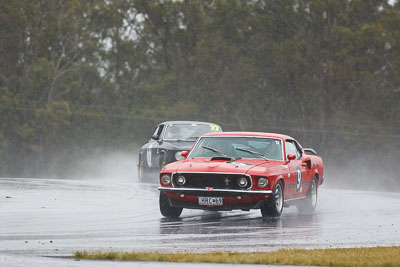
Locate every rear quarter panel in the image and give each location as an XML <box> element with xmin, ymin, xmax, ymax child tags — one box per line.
<box><xmin>310</xmin><ymin>155</ymin><xmax>324</xmax><ymax>185</ymax></box>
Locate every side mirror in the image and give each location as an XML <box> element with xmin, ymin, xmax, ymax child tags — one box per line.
<box><xmin>151</xmin><ymin>134</ymin><xmax>158</xmax><ymax>140</ymax></box>
<box><xmin>302</xmin><ymin>157</ymin><xmax>311</xmax><ymax>169</ymax></box>
<box><xmin>181</xmin><ymin>151</ymin><xmax>189</xmax><ymax>158</ymax></box>
<box><xmin>287</xmin><ymin>154</ymin><xmax>296</xmax><ymax>161</ymax></box>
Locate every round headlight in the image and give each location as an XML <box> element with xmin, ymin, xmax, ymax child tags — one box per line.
<box><xmin>175</xmin><ymin>151</ymin><xmax>185</xmax><ymax>161</ymax></box>
<box><xmin>258</xmin><ymin>177</ymin><xmax>269</xmax><ymax>188</ymax></box>
<box><xmin>176</xmin><ymin>175</ymin><xmax>186</xmax><ymax>186</ymax></box>
<box><xmin>161</xmin><ymin>174</ymin><xmax>171</xmax><ymax>185</ymax></box>
<box><xmin>238</xmin><ymin>177</ymin><xmax>248</xmax><ymax>188</ymax></box>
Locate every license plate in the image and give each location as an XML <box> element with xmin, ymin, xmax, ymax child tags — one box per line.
<box><xmin>198</xmin><ymin>197</ymin><xmax>223</xmax><ymax>206</ymax></box>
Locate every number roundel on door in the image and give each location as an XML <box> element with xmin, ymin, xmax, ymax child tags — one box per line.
<box><xmin>296</xmin><ymin>166</ymin><xmax>302</xmax><ymax>193</ymax></box>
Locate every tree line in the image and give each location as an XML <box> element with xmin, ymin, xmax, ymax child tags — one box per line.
<box><xmin>0</xmin><ymin>0</ymin><xmax>399</xmax><ymax>188</ymax></box>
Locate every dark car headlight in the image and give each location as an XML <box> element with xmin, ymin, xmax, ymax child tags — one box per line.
<box><xmin>257</xmin><ymin>177</ymin><xmax>269</xmax><ymax>188</ymax></box>
<box><xmin>161</xmin><ymin>174</ymin><xmax>171</xmax><ymax>185</ymax></box>
<box><xmin>176</xmin><ymin>175</ymin><xmax>186</xmax><ymax>186</ymax></box>
<box><xmin>238</xmin><ymin>177</ymin><xmax>248</xmax><ymax>188</ymax></box>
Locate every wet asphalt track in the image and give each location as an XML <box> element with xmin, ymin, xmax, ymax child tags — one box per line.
<box><xmin>1</xmin><ymin>177</ymin><xmax>400</xmax><ymax>266</ymax></box>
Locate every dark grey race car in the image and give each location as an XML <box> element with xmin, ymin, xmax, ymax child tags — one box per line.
<box><xmin>138</xmin><ymin>121</ymin><xmax>222</xmax><ymax>182</ymax></box>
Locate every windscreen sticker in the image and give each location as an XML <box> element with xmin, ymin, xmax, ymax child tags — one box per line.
<box><xmin>296</xmin><ymin>166</ymin><xmax>302</xmax><ymax>193</ymax></box>
<box><xmin>210</xmin><ymin>125</ymin><xmax>220</xmax><ymax>131</ymax></box>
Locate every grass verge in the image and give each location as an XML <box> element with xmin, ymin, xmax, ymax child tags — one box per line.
<box><xmin>75</xmin><ymin>246</ymin><xmax>400</xmax><ymax>266</ymax></box>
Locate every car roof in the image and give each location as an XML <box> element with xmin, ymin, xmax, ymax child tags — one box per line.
<box><xmin>201</xmin><ymin>131</ymin><xmax>294</xmax><ymax>140</ymax></box>
<box><xmin>160</xmin><ymin>121</ymin><xmax>221</xmax><ymax>126</ymax></box>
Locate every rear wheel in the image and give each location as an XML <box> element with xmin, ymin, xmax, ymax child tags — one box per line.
<box><xmin>297</xmin><ymin>177</ymin><xmax>318</xmax><ymax>213</ymax></box>
<box><xmin>261</xmin><ymin>181</ymin><xmax>284</xmax><ymax>217</ymax></box>
<box><xmin>159</xmin><ymin>192</ymin><xmax>183</xmax><ymax>218</ymax></box>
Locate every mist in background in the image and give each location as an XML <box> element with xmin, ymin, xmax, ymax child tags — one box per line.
<box><xmin>42</xmin><ymin>128</ymin><xmax>399</xmax><ymax>193</ymax></box>
<box><xmin>67</xmin><ymin>148</ymin><xmax>139</xmax><ymax>182</ymax></box>
<box><xmin>323</xmin><ymin>153</ymin><xmax>400</xmax><ymax>192</ymax></box>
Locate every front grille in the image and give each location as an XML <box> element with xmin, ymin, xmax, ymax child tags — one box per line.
<box><xmin>172</xmin><ymin>173</ymin><xmax>251</xmax><ymax>190</ymax></box>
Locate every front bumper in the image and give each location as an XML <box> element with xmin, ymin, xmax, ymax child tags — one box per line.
<box><xmin>158</xmin><ymin>187</ymin><xmax>272</xmax><ymax>197</ymax></box>
<box><xmin>158</xmin><ymin>187</ymin><xmax>272</xmax><ymax>211</ymax></box>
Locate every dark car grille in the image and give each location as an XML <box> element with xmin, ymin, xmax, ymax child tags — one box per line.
<box><xmin>172</xmin><ymin>173</ymin><xmax>251</xmax><ymax>190</ymax></box>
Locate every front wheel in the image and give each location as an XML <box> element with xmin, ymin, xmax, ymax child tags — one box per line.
<box><xmin>261</xmin><ymin>181</ymin><xmax>284</xmax><ymax>217</ymax></box>
<box><xmin>159</xmin><ymin>192</ymin><xmax>183</xmax><ymax>218</ymax></box>
<box><xmin>297</xmin><ymin>177</ymin><xmax>318</xmax><ymax>213</ymax></box>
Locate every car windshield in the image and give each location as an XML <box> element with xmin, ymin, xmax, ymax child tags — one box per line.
<box><xmin>163</xmin><ymin>124</ymin><xmax>221</xmax><ymax>140</ymax></box>
<box><xmin>190</xmin><ymin>137</ymin><xmax>283</xmax><ymax>161</ymax></box>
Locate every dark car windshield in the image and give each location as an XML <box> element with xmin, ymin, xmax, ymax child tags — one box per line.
<box><xmin>163</xmin><ymin>124</ymin><xmax>221</xmax><ymax>140</ymax></box>
<box><xmin>190</xmin><ymin>137</ymin><xmax>283</xmax><ymax>161</ymax></box>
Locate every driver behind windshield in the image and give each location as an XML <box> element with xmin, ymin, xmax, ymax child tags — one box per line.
<box><xmin>164</xmin><ymin>124</ymin><xmax>216</xmax><ymax>140</ymax></box>
<box><xmin>164</xmin><ymin>125</ymin><xmax>182</xmax><ymax>139</ymax></box>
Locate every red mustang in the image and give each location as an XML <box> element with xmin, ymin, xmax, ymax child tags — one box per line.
<box><xmin>158</xmin><ymin>132</ymin><xmax>324</xmax><ymax>218</ymax></box>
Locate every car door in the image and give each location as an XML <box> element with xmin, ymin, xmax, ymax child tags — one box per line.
<box><xmin>285</xmin><ymin>140</ymin><xmax>309</xmax><ymax>199</ymax></box>
<box><xmin>294</xmin><ymin>140</ymin><xmax>313</xmax><ymax>196</ymax></box>
<box><xmin>146</xmin><ymin>124</ymin><xmax>165</xmax><ymax>169</ymax></box>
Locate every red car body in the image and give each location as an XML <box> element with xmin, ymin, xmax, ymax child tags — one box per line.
<box><xmin>158</xmin><ymin>132</ymin><xmax>324</xmax><ymax>218</ymax></box>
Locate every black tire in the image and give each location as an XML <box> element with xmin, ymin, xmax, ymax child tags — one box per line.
<box><xmin>261</xmin><ymin>181</ymin><xmax>284</xmax><ymax>217</ymax></box>
<box><xmin>297</xmin><ymin>177</ymin><xmax>318</xmax><ymax>213</ymax></box>
<box><xmin>159</xmin><ymin>192</ymin><xmax>183</xmax><ymax>218</ymax></box>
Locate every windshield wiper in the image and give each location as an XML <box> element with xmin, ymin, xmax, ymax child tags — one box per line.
<box><xmin>235</xmin><ymin>147</ymin><xmax>269</xmax><ymax>161</ymax></box>
<box><xmin>202</xmin><ymin>145</ymin><xmax>229</xmax><ymax>157</ymax></box>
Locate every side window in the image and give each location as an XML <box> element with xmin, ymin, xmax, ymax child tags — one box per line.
<box><xmin>285</xmin><ymin>141</ymin><xmax>298</xmax><ymax>160</ymax></box>
<box><xmin>294</xmin><ymin>141</ymin><xmax>303</xmax><ymax>159</ymax></box>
